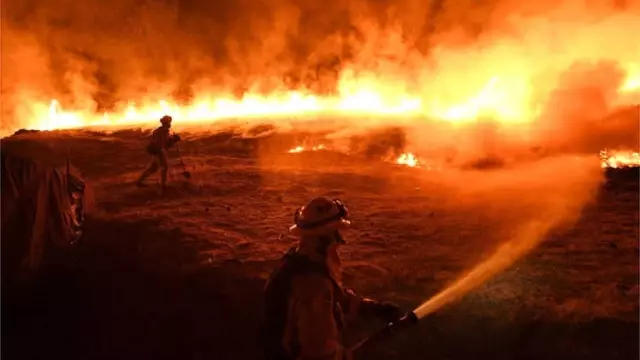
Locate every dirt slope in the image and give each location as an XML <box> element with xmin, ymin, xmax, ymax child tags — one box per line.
<box><xmin>2</xmin><ymin>128</ymin><xmax>638</xmax><ymax>360</ymax></box>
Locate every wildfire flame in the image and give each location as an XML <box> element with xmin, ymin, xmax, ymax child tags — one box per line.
<box><xmin>396</xmin><ymin>153</ymin><xmax>419</xmax><ymax>167</ymax></box>
<box><xmin>600</xmin><ymin>149</ymin><xmax>640</xmax><ymax>169</ymax></box>
<box><xmin>3</xmin><ymin>3</ymin><xmax>640</xmax><ymax>138</ymax></box>
<box><xmin>288</xmin><ymin>144</ymin><xmax>327</xmax><ymax>153</ymax></box>
<box><xmin>26</xmin><ymin>66</ymin><xmax>639</xmax><ymax>134</ymax></box>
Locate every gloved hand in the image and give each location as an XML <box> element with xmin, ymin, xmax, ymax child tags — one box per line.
<box><xmin>172</xmin><ymin>134</ymin><xmax>181</xmax><ymax>142</ymax></box>
<box><xmin>372</xmin><ymin>301</ymin><xmax>402</xmax><ymax>323</ymax></box>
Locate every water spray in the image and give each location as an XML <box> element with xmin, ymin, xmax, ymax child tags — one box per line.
<box><xmin>351</xmin><ymin>217</ymin><xmax>574</xmax><ymax>353</ymax></box>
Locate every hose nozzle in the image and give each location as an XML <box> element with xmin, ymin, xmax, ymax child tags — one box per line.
<box><xmin>383</xmin><ymin>310</ymin><xmax>419</xmax><ymax>337</ymax></box>
<box><xmin>351</xmin><ymin>311</ymin><xmax>419</xmax><ymax>351</ymax></box>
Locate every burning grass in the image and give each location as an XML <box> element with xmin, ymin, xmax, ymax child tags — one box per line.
<box><xmin>600</xmin><ymin>149</ymin><xmax>640</xmax><ymax>169</ymax></box>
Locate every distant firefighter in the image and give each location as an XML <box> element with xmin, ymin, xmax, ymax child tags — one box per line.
<box><xmin>136</xmin><ymin>115</ymin><xmax>181</xmax><ymax>192</ymax></box>
<box><xmin>262</xmin><ymin>197</ymin><xmax>403</xmax><ymax>360</ymax></box>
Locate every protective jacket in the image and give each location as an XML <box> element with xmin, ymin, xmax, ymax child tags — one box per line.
<box><xmin>263</xmin><ymin>247</ymin><xmax>396</xmax><ymax>360</ymax></box>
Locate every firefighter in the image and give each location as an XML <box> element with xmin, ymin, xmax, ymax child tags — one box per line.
<box><xmin>135</xmin><ymin>115</ymin><xmax>181</xmax><ymax>192</ymax></box>
<box><xmin>262</xmin><ymin>197</ymin><xmax>402</xmax><ymax>360</ymax></box>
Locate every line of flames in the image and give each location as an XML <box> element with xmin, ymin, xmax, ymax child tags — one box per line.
<box><xmin>6</xmin><ymin>67</ymin><xmax>636</xmax><ymax>136</ymax></box>
<box><xmin>286</xmin><ymin>146</ymin><xmax>640</xmax><ymax>170</ymax></box>
<box><xmin>286</xmin><ymin>143</ymin><xmax>420</xmax><ymax>168</ymax></box>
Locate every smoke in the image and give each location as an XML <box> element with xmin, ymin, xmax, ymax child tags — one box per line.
<box><xmin>414</xmin><ymin>155</ymin><xmax>604</xmax><ymax>319</ymax></box>
<box><xmin>1</xmin><ymin>0</ymin><xmax>639</xmax><ymax>152</ymax></box>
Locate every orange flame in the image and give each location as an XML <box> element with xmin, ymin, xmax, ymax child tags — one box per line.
<box><xmin>4</xmin><ymin>5</ymin><xmax>640</xmax><ymax>136</ymax></box>
<box><xmin>396</xmin><ymin>153</ymin><xmax>419</xmax><ymax>167</ymax></box>
<box><xmin>600</xmin><ymin>149</ymin><xmax>640</xmax><ymax>169</ymax></box>
<box><xmin>288</xmin><ymin>144</ymin><xmax>327</xmax><ymax>153</ymax></box>
<box><xmin>27</xmin><ymin>65</ymin><xmax>637</xmax><ymax>135</ymax></box>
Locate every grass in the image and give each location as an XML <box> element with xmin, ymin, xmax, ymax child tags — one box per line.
<box><xmin>2</xmin><ymin>126</ymin><xmax>638</xmax><ymax>360</ymax></box>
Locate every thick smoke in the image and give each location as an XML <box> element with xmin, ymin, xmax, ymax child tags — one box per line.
<box><xmin>1</xmin><ymin>0</ymin><xmax>639</xmax><ymax>154</ymax></box>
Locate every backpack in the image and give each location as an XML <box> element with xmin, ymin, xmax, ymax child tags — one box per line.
<box><xmin>261</xmin><ymin>247</ymin><xmax>342</xmax><ymax>360</ymax></box>
<box><xmin>145</xmin><ymin>127</ymin><xmax>166</xmax><ymax>155</ymax></box>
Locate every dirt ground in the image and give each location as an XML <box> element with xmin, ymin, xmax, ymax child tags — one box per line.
<box><xmin>2</xmin><ymin>126</ymin><xmax>638</xmax><ymax>360</ymax></box>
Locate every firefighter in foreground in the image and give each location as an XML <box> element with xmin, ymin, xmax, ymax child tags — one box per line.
<box><xmin>263</xmin><ymin>197</ymin><xmax>403</xmax><ymax>360</ymax></box>
<box><xmin>136</xmin><ymin>115</ymin><xmax>181</xmax><ymax>192</ymax></box>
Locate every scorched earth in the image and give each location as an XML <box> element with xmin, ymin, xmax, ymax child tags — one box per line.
<box><xmin>2</xmin><ymin>123</ymin><xmax>638</xmax><ymax>360</ymax></box>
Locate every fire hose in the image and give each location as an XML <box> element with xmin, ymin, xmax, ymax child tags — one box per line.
<box><xmin>349</xmin><ymin>310</ymin><xmax>420</xmax><ymax>353</ymax></box>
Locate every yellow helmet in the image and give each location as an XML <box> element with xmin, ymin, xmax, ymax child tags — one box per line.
<box><xmin>289</xmin><ymin>197</ymin><xmax>351</xmax><ymax>241</ymax></box>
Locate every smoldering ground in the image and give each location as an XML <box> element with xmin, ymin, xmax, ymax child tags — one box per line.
<box><xmin>3</xmin><ymin>123</ymin><xmax>632</xmax><ymax>360</ymax></box>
